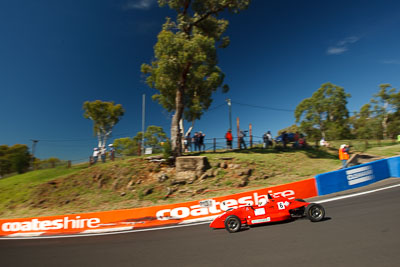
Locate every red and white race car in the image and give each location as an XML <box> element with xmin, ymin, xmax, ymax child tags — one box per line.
<box><xmin>209</xmin><ymin>194</ymin><xmax>325</xmax><ymax>233</ymax></box>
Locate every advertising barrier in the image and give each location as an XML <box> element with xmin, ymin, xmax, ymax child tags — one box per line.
<box><xmin>387</xmin><ymin>156</ymin><xmax>400</xmax><ymax>178</ymax></box>
<box><xmin>315</xmin><ymin>159</ymin><xmax>392</xmax><ymax>196</ymax></box>
<box><xmin>0</xmin><ymin>178</ymin><xmax>317</xmax><ymax>237</ymax></box>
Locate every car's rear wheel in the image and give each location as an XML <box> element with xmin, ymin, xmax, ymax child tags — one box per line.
<box><xmin>224</xmin><ymin>215</ymin><xmax>241</xmax><ymax>233</ymax></box>
<box><xmin>305</xmin><ymin>203</ymin><xmax>325</xmax><ymax>222</ymax></box>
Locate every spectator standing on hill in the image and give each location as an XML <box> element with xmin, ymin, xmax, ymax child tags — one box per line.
<box><xmin>262</xmin><ymin>132</ymin><xmax>269</xmax><ymax>148</ymax></box>
<box><xmin>293</xmin><ymin>132</ymin><xmax>299</xmax><ymax>148</ymax></box>
<box><xmin>239</xmin><ymin>130</ymin><xmax>247</xmax><ymax>149</ymax></box>
<box><xmin>225</xmin><ymin>129</ymin><xmax>233</xmax><ymax>149</ymax></box>
<box><xmin>100</xmin><ymin>146</ymin><xmax>106</xmax><ymax>163</ymax></box>
<box><xmin>183</xmin><ymin>137</ymin><xmax>188</xmax><ymax>152</ymax></box>
<box><xmin>267</xmin><ymin>131</ymin><xmax>273</xmax><ymax>147</ymax></box>
<box><xmin>193</xmin><ymin>132</ymin><xmax>200</xmax><ymax>151</ymax></box>
<box><xmin>299</xmin><ymin>134</ymin><xmax>306</xmax><ymax>148</ymax></box>
<box><xmin>92</xmin><ymin>148</ymin><xmax>99</xmax><ymax>164</ymax></box>
<box><xmin>339</xmin><ymin>144</ymin><xmax>350</xmax><ymax>168</ymax></box>
<box><xmin>185</xmin><ymin>133</ymin><xmax>192</xmax><ymax>152</ymax></box>
<box><xmin>199</xmin><ymin>131</ymin><xmax>205</xmax><ymax>152</ymax></box>
<box><xmin>282</xmin><ymin>131</ymin><xmax>288</xmax><ymax>148</ymax></box>
<box><xmin>108</xmin><ymin>144</ymin><xmax>115</xmax><ymax>161</ymax></box>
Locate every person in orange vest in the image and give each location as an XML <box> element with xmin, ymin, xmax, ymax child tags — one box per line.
<box><xmin>339</xmin><ymin>144</ymin><xmax>350</xmax><ymax>168</ymax></box>
<box><xmin>225</xmin><ymin>129</ymin><xmax>233</xmax><ymax>149</ymax></box>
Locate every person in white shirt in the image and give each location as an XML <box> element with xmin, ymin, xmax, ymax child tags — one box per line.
<box><xmin>92</xmin><ymin>148</ymin><xmax>99</xmax><ymax>164</ymax></box>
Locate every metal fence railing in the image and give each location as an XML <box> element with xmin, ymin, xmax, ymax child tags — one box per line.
<box><xmin>185</xmin><ymin>136</ymin><xmax>266</xmax><ymax>153</ymax></box>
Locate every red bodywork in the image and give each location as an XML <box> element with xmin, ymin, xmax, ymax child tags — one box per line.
<box><xmin>210</xmin><ymin>195</ymin><xmax>310</xmax><ymax>229</ymax></box>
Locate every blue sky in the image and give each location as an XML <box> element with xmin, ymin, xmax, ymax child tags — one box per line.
<box><xmin>1</xmin><ymin>0</ymin><xmax>400</xmax><ymax>161</ymax></box>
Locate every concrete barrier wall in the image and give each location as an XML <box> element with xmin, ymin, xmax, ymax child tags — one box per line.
<box><xmin>315</xmin><ymin>156</ymin><xmax>399</xmax><ymax>196</ymax></box>
<box><xmin>387</xmin><ymin>156</ymin><xmax>400</xmax><ymax>178</ymax></box>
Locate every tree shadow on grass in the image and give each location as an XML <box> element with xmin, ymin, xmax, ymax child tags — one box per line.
<box><xmin>302</xmin><ymin>147</ymin><xmax>338</xmax><ymax>159</ymax></box>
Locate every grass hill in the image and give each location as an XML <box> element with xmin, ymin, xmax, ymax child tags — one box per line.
<box><xmin>1</xmin><ymin>141</ymin><xmax>398</xmax><ymax>219</ymax></box>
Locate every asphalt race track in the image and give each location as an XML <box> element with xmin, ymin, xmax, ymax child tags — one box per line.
<box><xmin>1</xmin><ymin>180</ymin><xmax>400</xmax><ymax>267</ymax></box>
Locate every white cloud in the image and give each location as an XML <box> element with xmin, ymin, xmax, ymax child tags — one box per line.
<box><xmin>327</xmin><ymin>46</ymin><xmax>348</xmax><ymax>55</ymax></box>
<box><xmin>123</xmin><ymin>0</ymin><xmax>156</xmax><ymax>10</ymax></box>
<box><xmin>338</xmin><ymin>36</ymin><xmax>359</xmax><ymax>46</ymax></box>
<box><xmin>382</xmin><ymin>59</ymin><xmax>400</xmax><ymax>65</ymax></box>
<box><xmin>327</xmin><ymin>36</ymin><xmax>360</xmax><ymax>55</ymax></box>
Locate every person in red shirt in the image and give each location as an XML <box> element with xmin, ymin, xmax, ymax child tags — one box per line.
<box><xmin>225</xmin><ymin>129</ymin><xmax>233</xmax><ymax>149</ymax></box>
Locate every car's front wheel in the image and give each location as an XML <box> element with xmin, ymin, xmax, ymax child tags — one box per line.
<box><xmin>305</xmin><ymin>203</ymin><xmax>325</xmax><ymax>222</ymax></box>
<box><xmin>224</xmin><ymin>215</ymin><xmax>242</xmax><ymax>233</ymax></box>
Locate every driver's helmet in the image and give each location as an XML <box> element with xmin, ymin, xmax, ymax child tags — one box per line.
<box><xmin>258</xmin><ymin>197</ymin><xmax>268</xmax><ymax>206</ymax></box>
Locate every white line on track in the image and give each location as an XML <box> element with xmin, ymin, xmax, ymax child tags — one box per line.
<box><xmin>82</xmin><ymin>226</ymin><xmax>134</xmax><ymax>234</ymax></box>
<box><xmin>0</xmin><ymin>221</ymin><xmax>211</xmax><ymax>240</ymax></box>
<box><xmin>7</xmin><ymin>232</ymin><xmax>45</xmax><ymax>237</ymax></box>
<box><xmin>2</xmin><ymin>182</ymin><xmax>400</xmax><ymax>240</ymax></box>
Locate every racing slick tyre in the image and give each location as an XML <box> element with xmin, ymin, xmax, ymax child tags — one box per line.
<box><xmin>224</xmin><ymin>215</ymin><xmax>242</xmax><ymax>233</ymax></box>
<box><xmin>305</xmin><ymin>203</ymin><xmax>325</xmax><ymax>222</ymax></box>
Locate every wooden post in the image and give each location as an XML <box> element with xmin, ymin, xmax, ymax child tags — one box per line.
<box><xmin>249</xmin><ymin>124</ymin><xmax>253</xmax><ymax>148</ymax></box>
<box><xmin>67</xmin><ymin>160</ymin><xmax>71</xmax><ymax>168</ymax></box>
<box><xmin>237</xmin><ymin>117</ymin><xmax>240</xmax><ymax>149</ymax></box>
<box><xmin>213</xmin><ymin>138</ymin><xmax>216</xmax><ymax>153</ymax></box>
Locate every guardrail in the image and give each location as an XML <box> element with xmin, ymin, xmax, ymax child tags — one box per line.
<box><xmin>188</xmin><ymin>136</ymin><xmax>265</xmax><ymax>152</ymax></box>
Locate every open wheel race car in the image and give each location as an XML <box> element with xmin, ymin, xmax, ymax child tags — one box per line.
<box><xmin>210</xmin><ymin>194</ymin><xmax>325</xmax><ymax>233</ymax></box>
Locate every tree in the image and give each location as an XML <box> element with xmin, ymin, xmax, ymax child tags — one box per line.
<box><xmin>45</xmin><ymin>157</ymin><xmax>61</xmax><ymax>168</ymax></box>
<box><xmin>371</xmin><ymin>84</ymin><xmax>398</xmax><ymax>139</ymax></box>
<box><xmin>277</xmin><ymin>124</ymin><xmax>300</xmax><ymax>136</ymax></box>
<box><xmin>83</xmin><ymin>100</ymin><xmax>125</xmax><ymax>148</ymax></box>
<box><xmin>114</xmin><ymin>137</ymin><xmax>137</xmax><ymax>156</ymax></box>
<box><xmin>387</xmin><ymin>87</ymin><xmax>400</xmax><ymax>138</ymax></box>
<box><xmin>113</xmin><ymin>126</ymin><xmax>168</xmax><ymax>156</ymax></box>
<box><xmin>0</xmin><ymin>145</ymin><xmax>12</xmax><ymax>176</ymax></box>
<box><xmin>387</xmin><ymin>112</ymin><xmax>400</xmax><ymax>139</ymax></box>
<box><xmin>350</xmin><ymin>84</ymin><xmax>400</xmax><ymax>140</ymax></box>
<box><xmin>295</xmin><ymin>82</ymin><xmax>352</xmax><ymax>140</ymax></box>
<box><xmin>143</xmin><ymin>126</ymin><xmax>167</xmax><ymax>151</ymax></box>
<box><xmin>350</xmin><ymin>104</ymin><xmax>381</xmax><ymax>139</ymax></box>
<box><xmin>141</xmin><ymin>0</ymin><xmax>251</xmax><ymax>157</ymax></box>
<box><xmin>0</xmin><ymin>144</ymin><xmax>31</xmax><ymax>175</ymax></box>
<box><xmin>0</xmin><ymin>158</ymin><xmax>12</xmax><ymax>177</ymax></box>
<box><xmin>8</xmin><ymin>144</ymin><xmax>31</xmax><ymax>174</ymax></box>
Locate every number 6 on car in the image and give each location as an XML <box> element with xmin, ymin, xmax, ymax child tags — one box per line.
<box><xmin>277</xmin><ymin>202</ymin><xmax>286</xmax><ymax>210</ymax></box>
<box><xmin>210</xmin><ymin>193</ymin><xmax>326</xmax><ymax>233</ymax></box>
